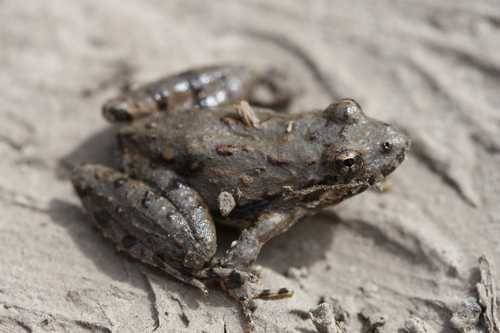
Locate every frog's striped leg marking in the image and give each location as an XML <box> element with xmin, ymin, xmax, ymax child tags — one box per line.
<box><xmin>221</xmin><ymin>278</ymin><xmax>294</xmax><ymax>333</ymax></box>
<box><xmin>71</xmin><ymin>164</ymin><xmax>257</xmax><ymax>294</ymax></box>
<box><xmin>191</xmin><ymin>267</ymin><xmax>259</xmax><ymax>283</ymax></box>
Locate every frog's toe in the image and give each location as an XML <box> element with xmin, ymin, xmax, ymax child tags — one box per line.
<box><xmin>250</xmin><ymin>265</ymin><xmax>263</xmax><ymax>277</ymax></box>
<box><xmin>221</xmin><ymin>278</ymin><xmax>294</xmax><ymax>332</ymax></box>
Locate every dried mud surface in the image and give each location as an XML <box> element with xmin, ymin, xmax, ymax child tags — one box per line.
<box><xmin>1</xmin><ymin>1</ymin><xmax>499</xmax><ymax>332</ymax></box>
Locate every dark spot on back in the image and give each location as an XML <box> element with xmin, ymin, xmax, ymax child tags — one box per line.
<box><xmin>267</xmin><ymin>154</ymin><xmax>293</xmax><ymax>167</ymax></box>
<box><xmin>308</xmin><ymin>132</ymin><xmax>320</xmax><ymax>141</ymax></box>
<box><xmin>121</xmin><ymin>235</ymin><xmax>137</xmax><ymax>249</ymax></box>
<box><xmin>93</xmin><ymin>210</ymin><xmax>113</xmax><ymax>229</ymax></box>
<box><xmin>216</xmin><ymin>145</ymin><xmax>236</xmax><ymax>156</ymax></box>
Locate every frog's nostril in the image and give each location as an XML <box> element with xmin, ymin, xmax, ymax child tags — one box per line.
<box><xmin>381</xmin><ymin>141</ymin><xmax>393</xmax><ymax>152</ymax></box>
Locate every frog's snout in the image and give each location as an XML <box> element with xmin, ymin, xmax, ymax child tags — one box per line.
<box><xmin>395</xmin><ymin>132</ymin><xmax>411</xmax><ymax>163</ymax></box>
<box><xmin>379</xmin><ymin>131</ymin><xmax>410</xmax><ymax>180</ymax></box>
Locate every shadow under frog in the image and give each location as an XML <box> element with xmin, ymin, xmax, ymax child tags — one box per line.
<box><xmin>66</xmin><ymin>65</ymin><xmax>409</xmax><ymax>332</ymax></box>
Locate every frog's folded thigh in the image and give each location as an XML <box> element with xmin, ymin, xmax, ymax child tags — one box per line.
<box><xmin>71</xmin><ymin>163</ymin><xmax>259</xmax><ymax>291</ymax></box>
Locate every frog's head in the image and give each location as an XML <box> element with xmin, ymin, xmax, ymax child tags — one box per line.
<box><xmin>322</xmin><ymin>99</ymin><xmax>410</xmax><ymax>189</ymax></box>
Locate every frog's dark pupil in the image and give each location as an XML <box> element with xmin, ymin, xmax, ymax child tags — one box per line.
<box><xmin>343</xmin><ymin>158</ymin><xmax>356</xmax><ymax>167</ymax></box>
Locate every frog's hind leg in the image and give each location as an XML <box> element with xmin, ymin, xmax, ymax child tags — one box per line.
<box><xmin>72</xmin><ymin>163</ymin><xmax>259</xmax><ymax>295</ymax></box>
<box><xmin>71</xmin><ymin>163</ymin><xmax>216</xmax><ymax>294</ymax></box>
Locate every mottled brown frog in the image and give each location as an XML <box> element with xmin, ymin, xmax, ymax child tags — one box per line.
<box><xmin>71</xmin><ymin>65</ymin><xmax>410</xmax><ymax>332</ymax></box>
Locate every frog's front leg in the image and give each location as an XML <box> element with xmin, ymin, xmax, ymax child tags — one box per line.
<box><xmin>71</xmin><ymin>164</ymin><xmax>257</xmax><ymax>294</ymax></box>
<box><xmin>220</xmin><ymin>209</ymin><xmax>305</xmax><ymax>331</ymax></box>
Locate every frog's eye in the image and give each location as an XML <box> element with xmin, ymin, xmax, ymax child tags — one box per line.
<box><xmin>333</xmin><ymin>151</ymin><xmax>364</xmax><ymax>176</ymax></box>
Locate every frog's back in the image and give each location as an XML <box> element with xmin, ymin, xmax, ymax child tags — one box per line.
<box><xmin>117</xmin><ymin>107</ymin><xmax>332</xmax><ymax>213</ymax></box>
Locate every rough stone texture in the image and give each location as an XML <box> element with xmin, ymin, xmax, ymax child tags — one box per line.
<box><xmin>1</xmin><ymin>1</ymin><xmax>499</xmax><ymax>332</ymax></box>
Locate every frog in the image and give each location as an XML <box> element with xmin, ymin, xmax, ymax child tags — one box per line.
<box><xmin>71</xmin><ymin>65</ymin><xmax>410</xmax><ymax>332</ymax></box>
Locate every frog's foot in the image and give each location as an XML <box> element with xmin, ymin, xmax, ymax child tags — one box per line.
<box><xmin>221</xmin><ymin>278</ymin><xmax>294</xmax><ymax>332</ymax></box>
<box><xmin>118</xmin><ymin>243</ymin><xmax>259</xmax><ymax>294</ymax></box>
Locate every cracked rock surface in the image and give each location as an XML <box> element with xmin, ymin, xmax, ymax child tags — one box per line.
<box><xmin>1</xmin><ymin>1</ymin><xmax>499</xmax><ymax>332</ymax></box>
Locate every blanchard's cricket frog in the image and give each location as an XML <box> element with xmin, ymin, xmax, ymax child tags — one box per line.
<box><xmin>71</xmin><ymin>65</ymin><xmax>410</xmax><ymax>332</ymax></box>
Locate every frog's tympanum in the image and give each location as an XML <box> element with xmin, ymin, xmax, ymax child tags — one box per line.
<box><xmin>71</xmin><ymin>65</ymin><xmax>410</xmax><ymax>332</ymax></box>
